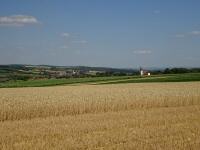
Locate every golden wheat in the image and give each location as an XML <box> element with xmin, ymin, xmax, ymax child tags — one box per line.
<box><xmin>0</xmin><ymin>82</ymin><xmax>200</xmax><ymax>149</ymax></box>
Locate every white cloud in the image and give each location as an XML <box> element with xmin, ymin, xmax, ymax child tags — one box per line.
<box><xmin>190</xmin><ymin>31</ymin><xmax>200</xmax><ymax>35</ymax></box>
<box><xmin>0</xmin><ymin>15</ymin><xmax>39</xmax><ymax>26</ymax></box>
<box><xmin>60</xmin><ymin>32</ymin><xmax>88</xmax><ymax>49</ymax></box>
<box><xmin>133</xmin><ymin>50</ymin><xmax>152</xmax><ymax>54</ymax></box>
<box><xmin>72</xmin><ymin>40</ymin><xmax>88</xmax><ymax>44</ymax></box>
<box><xmin>60</xmin><ymin>45</ymin><xmax>69</xmax><ymax>49</ymax></box>
<box><xmin>175</xmin><ymin>34</ymin><xmax>185</xmax><ymax>38</ymax></box>
<box><xmin>175</xmin><ymin>30</ymin><xmax>200</xmax><ymax>38</ymax></box>
<box><xmin>61</xmin><ymin>32</ymin><xmax>70</xmax><ymax>37</ymax></box>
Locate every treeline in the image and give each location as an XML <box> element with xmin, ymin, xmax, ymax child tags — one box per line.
<box><xmin>1</xmin><ymin>64</ymin><xmax>200</xmax><ymax>83</ymax></box>
<box><xmin>163</xmin><ymin>68</ymin><xmax>200</xmax><ymax>74</ymax></box>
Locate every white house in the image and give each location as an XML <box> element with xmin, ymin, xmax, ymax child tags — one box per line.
<box><xmin>140</xmin><ymin>67</ymin><xmax>151</xmax><ymax>76</ymax></box>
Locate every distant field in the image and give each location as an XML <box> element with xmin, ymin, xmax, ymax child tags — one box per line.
<box><xmin>0</xmin><ymin>76</ymin><xmax>132</xmax><ymax>88</ymax></box>
<box><xmin>98</xmin><ymin>73</ymin><xmax>200</xmax><ymax>84</ymax></box>
<box><xmin>0</xmin><ymin>73</ymin><xmax>200</xmax><ymax>88</ymax></box>
<box><xmin>0</xmin><ymin>82</ymin><xmax>200</xmax><ymax>149</ymax></box>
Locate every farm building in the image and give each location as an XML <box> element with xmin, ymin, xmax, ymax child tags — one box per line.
<box><xmin>140</xmin><ymin>67</ymin><xmax>151</xmax><ymax>76</ymax></box>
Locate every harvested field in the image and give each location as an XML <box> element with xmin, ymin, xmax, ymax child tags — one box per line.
<box><xmin>0</xmin><ymin>82</ymin><xmax>200</xmax><ymax>149</ymax></box>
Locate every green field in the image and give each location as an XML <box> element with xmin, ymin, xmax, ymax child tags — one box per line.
<box><xmin>0</xmin><ymin>73</ymin><xmax>200</xmax><ymax>88</ymax></box>
<box><xmin>98</xmin><ymin>73</ymin><xmax>200</xmax><ymax>84</ymax></box>
<box><xmin>0</xmin><ymin>76</ymin><xmax>132</xmax><ymax>88</ymax></box>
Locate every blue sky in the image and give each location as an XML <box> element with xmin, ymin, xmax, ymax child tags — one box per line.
<box><xmin>0</xmin><ymin>0</ymin><xmax>200</xmax><ymax>68</ymax></box>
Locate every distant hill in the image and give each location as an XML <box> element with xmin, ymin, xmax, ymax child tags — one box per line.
<box><xmin>0</xmin><ymin>64</ymin><xmax>139</xmax><ymax>82</ymax></box>
<box><xmin>0</xmin><ymin>64</ymin><xmax>200</xmax><ymax>83</ymax></box>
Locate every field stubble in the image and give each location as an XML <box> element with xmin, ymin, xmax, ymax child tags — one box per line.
<box><xmin>0</xmin><ymin>82</ymin><xmax>200</xmax><ymax>149</ymax></box>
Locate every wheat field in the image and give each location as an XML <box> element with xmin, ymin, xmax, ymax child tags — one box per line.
<box><xmin>0</xmin><ymin>82</ymin><xmax>200</xmax><ymax>149</ymax></box>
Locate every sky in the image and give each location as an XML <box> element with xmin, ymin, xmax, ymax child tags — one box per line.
<box><xmin>0</xmin><ymin>0</ymin><xmax>200</xmax><ymax>68</ymax></box>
